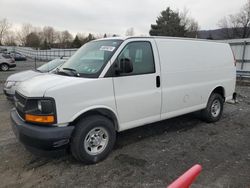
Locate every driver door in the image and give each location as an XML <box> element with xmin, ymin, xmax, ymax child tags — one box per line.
<box><xmin>112</xmin><ymin>40</ymin><xmax>161</xmax><ymax>131</ymax></box>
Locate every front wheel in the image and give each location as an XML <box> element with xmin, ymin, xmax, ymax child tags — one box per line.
<box><xmin>201</xmin><ymin>93</ymin><xmax>224</xmax><ymax>123</ymax></box>
<box><xmin>71</xmin><ymin>115</ymin><xmax>116</xmax><ymax>164</ymax></box>
<box><xmin>0</xmin><ymin>63</ymin><xmax>9</xmax><ymax>71</ymax></box>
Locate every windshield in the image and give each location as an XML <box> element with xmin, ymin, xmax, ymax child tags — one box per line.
<box><xmin>37</xmin><ymin>59</ymin><xmax>65</xmax><ymax>73</ymax></box>
<box><xmin>58</xmin><ymin>39</ymin><xmax>123</xmax><ymax>78</ymax></box>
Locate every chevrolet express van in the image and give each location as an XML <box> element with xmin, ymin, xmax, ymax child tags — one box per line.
<box><xmin>11</xmin><ymin>37</ymin><xmax>236</xmax><ymax>163</ymax></box>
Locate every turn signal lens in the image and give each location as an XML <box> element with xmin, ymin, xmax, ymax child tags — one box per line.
<box><xmin>25</xmin><ymin>114</ymin><xmax>55</xmax><ymax>124</ymax></box>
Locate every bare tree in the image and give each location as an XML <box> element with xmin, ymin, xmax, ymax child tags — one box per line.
<box><xmin>218</xmin><ymin>0</ymin><xmax>250</xmax><ymax>38</ymax></box>
<box><xmin>180</xmin><ymin>8</ymin><xmax>199</xmax><ymax>38</ymax></box>
<box><xmin>56</xmin><ymin>30</ymin><xmax>73</xmax><ymax>48</ymax></box>
<box><xmin>232</xmin><ymin>0</ymin><xmax>250</xmax><ymax>38</ymax></box>
<box><xmin>56</xmin><ymin>31</ymin><xmax>63</xmax><ymax>45</ymax></box>
<box><xmin>125</xmin><ymin>27</ymin><xmax>135</xmax><ymax>36</ymax></box>
<box><xmin>62</xmin><ymin>30</ymin><xmax>73</xmax><ymax>43</ymax></box>
<box><xmin>0</xmin><ymin>18</ymin><xmax>11</xmax><ymax>45</ymax></box>
<box><xmin>43</xmin><ymin>26</ymin><xmax>57</xmax><ymax>46</ymax></box>
<box><xmin>4</xmin><ymin>31</ymin><xmax>16</xmax><ymax>46</ymax></box>
<box><xmin>75</xmin><ymin>33</ymin><xmax>86</xmax><ymax>41</ymax></box>
<box><xmin>94</xmin><ymin>33</ymin><xmax>105</xmax><ymax>39</ymax></box>
<box><xmin>218</xmin><ymin>17</ymin><xmax>232</xmax><ymax>39</ymax></box>
<box><xmin>16</xmin><ymin>23</ymin><xmax>34</xmax><ymax>46</ymax></box>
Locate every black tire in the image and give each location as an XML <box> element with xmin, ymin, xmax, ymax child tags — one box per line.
<box><xmin>0</xmin><ymin>63</ymin><xmax>9</xmax><ymax>71</ymax></box>
<box><xmin>201</xmin><ymin>93</ymin><xmax>224</xmax><ymax>123</ymax></box>
<box><xmin>71</xmin><ymin>115</ymin><xmax>116</xmax><ymax>164</ymax></box>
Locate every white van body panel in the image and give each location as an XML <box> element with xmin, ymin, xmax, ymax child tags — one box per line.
<box><xmin>154</xmin><ymin>38</ymin><xmax>236</xmax><ymax>120</ymax></box>
<box><xmin>15</xmin><ymin>37</ymin><xmax>236</xmax><ymax>132</ymax></box>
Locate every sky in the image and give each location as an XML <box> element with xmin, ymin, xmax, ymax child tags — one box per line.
<box><xmin>0</xmin><ymin>0</ymin><xmax>247</xmax><ymax>36</ymax></box>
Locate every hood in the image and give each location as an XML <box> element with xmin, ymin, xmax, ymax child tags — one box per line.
<box><xmin>17</xmin><ymin>74</ymin><xmax>79</xmax><ymax>97</ymax></box>
<box><xmin>7</xmin><ymin>70</ymin><xmax>41</xmax><ymax>82</ymax></box>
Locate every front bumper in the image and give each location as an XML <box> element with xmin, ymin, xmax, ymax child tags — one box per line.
<box><xmin>10</xmin><ymin>109</ymin><xmax>74</xmax><ymax>150</ymax></box>
<box><xmin>9</xmin><ymin>64</ymin><xmax>16</xmax><ymax>68</ymax></box>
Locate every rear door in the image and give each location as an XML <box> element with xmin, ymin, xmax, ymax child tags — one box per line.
<box><xmin>111</xmin><ymin>39</ymin><xmax>162</xmax><ymax>131</ymax></box>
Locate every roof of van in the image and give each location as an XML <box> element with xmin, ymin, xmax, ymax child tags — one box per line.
<box><xmin>96</xmin><ymin>36</ymin><xmax>227</xmax><ymax>44</ymax></box>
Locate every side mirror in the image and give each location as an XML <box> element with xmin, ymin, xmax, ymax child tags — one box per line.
<box><xmin>117</xmin><ymin>58</ymin><xmax>133</xmax><ymax>74</ymax></box>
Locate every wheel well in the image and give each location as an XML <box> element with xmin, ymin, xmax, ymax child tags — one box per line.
<box><xmin>212</xmin><ymin>86</ymin><xmax>225</xmax><ymax>100</ymax></box>
<box><xmin>71</xmin><ymin>108</ymin><xmax>119</xmax><ymax>131</ymax></box>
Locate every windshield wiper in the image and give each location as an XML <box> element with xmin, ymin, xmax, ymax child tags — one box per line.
<box><xmin>62</xmin><ymin>68</ymin><xmax>80</xmax><ymax>77</ymax></box>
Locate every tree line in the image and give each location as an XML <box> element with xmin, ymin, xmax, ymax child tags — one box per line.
<box><xmin>149</xmin><ymin>0</ymin><xmax>250</xmax><ymax>39</ymax></box>
<box><xmin>218</xmin><ymin>0</ymin><xmax>250</xmax><ymax>39</ymax></box>
<box><xmin>1</xmin><ymin>0</ymin><xmax>250</xmax><ymax>48</ymax></box>
<box><xmin>0</xmin><ymin>21</ymin><xmax>129</xmax><ymax>49</ymax></box>
<box><xmin>0</xmin><ymin>22</ymin><xmax>103</xmax><ymax>49</ymax></box>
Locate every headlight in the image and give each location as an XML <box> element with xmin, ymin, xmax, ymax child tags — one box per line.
<box><xmin>37</xmin><ymin>99</ymin><xmax>54</xmax><ymax>114</ymax></box>
<box><xmin>37</xmin><ymin>100</ymin><xmax>42</xmax><ymax>111</ymax></box>
<box><xmin>24</xmin><ymin>98</ymin><xmax>56</xmax><ymax>124</ymax></box>
<box><xmin>5</xmin><ymin>81</ymin><xmax>15</xmax><ymax>88</ymax></box>
<box><xmin>4</xmin><ymin>81</ymin><xmax>20</xmax><ymax>88</ymax></box>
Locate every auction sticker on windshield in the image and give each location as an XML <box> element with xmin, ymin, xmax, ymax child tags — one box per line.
<box><xmin>100</xmin><ymin>46</ymin><xmax>116</xmax><ymax>52</ymax></box>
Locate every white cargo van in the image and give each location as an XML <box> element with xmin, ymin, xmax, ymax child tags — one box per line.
<box><xmin>11</xmin><ymin>37</ymin><xmax>236</xmax><ymax>163</ymax></box>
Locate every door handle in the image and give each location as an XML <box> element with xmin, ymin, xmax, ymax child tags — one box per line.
<box><xmin>156</xmin><ymin>76</ymin><xmax>160</xmax><ymax>88</ymax></box>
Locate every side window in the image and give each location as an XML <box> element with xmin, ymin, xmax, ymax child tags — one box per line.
<box><xmin>117</xmin><ymin>41</ymin><xmax>155</xmax><ymax>75</ymax></box>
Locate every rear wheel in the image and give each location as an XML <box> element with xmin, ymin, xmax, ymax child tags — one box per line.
<box><xmin>201</xmin><ymin>93</ymin><xmax>224</xmax><ymax>123</ymax></box>
<box><xmin>0</xmin><ymin>63</ymin><xmax>9</xmax><ymax>71</ymax></box>
<box><xmin>71</xmin><ymin>115</ymin><xmax>116</xmax><ymax>164</ymax></box>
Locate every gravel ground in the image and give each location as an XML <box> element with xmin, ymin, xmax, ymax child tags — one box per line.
<box><xmin>0</xmin><ymin>60</ymin><xmax>249</xmax><ymax>188</ymax></box>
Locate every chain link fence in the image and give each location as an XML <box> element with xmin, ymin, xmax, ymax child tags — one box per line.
<box><xmin>221</xmin><ymin>38</ymin><xmax>250</xmax><ymax>78</ymax></box>
<box><xmin>4</xmin><ymin>46</ymin><xmax>78</xmax><ymax>61</ymax></box>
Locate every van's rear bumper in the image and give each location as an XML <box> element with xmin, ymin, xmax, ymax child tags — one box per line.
<box><xmin>10</xmin><ymin>109</ymin><xmax>74</xmax><ymax>150</ymax></box>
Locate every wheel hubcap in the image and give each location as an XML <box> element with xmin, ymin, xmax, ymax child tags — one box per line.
<box><xmin>1</xmin><ymin>65</ymin><xmax>8</xmax><ymax>71</ymax></box>
<box><xmin>84</xmin><ymin>127</ymin><xmax>109</xmax><ymax>155</ymax></box>
<box><xmin>211</xmin><ymin>99</ymin><xmax>221</xmax><ymax>117</ymax></box>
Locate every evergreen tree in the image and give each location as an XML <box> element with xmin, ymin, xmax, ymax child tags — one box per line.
<box><xmin>86</xmin><ymin>33</ymin><xmax>95</xmax><ymax>42</ymax></box>
<box><xmin>41</xmin><ymin>39</ymin><xmax>50</xmax><ymax>49</ymax></box>
<box><xmin>149</xmin><ymin>7</ymin><xmax>186</xmax><ymax>37</ymax></box>
<box><xmin>72</xmin><ymin>35</ymin><xmax>82</xmax><ymax>48</ymax></box>
<box><xmin>25</xmin><ymin>32</ymin><xmax>40</xmax><ymax>48</ymax></box>
<box><xmin>82</xmin><ymin>33</ymin><xmax>95</xmax><ymax>44</ymax></box>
